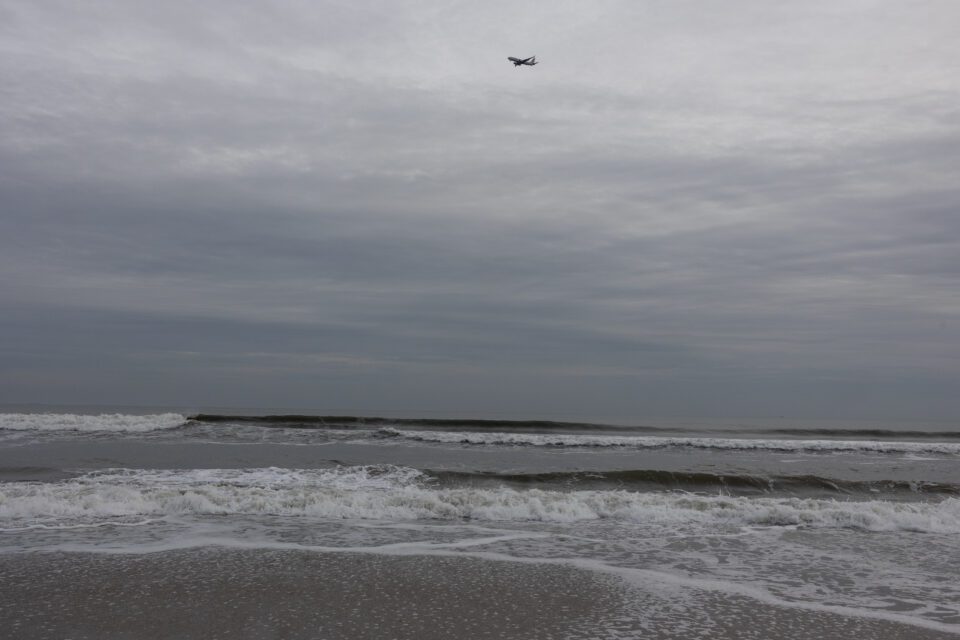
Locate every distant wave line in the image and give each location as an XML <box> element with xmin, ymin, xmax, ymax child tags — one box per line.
<box><xmin>188</xmin><ymin>415</ymin><xmax>960</xmax><ymax>439</ymax></box>
<box><xmin>377</xmin><ymin>428</ymin><xmax>960</xmax><ymax>455</ymax></box>
<box><xmin>187</xmin><ymin>414</ymin><xmax>650</xmax><ymax>432</ymax></box>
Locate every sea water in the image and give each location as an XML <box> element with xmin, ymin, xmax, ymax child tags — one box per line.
<box><xmin>1</xmin><ymin>409</ymin><xmax>958</xmax><ymax>636</ymax></box>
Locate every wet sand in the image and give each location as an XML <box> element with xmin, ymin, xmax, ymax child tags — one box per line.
<box><xmin>0</xmin><ymin>549</ymin><xmax>954</xmax><ymax>640</ymax></box>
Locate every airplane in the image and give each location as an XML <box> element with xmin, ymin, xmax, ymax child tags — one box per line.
<box><xmin>508</xmin><ymin>55</ymin><xmax>538</xmax><ymax>67</ymax></box>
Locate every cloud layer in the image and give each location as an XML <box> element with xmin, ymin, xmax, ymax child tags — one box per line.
<box><xmin>2</xmin><ymin>1</ymin><xmax>959</xmax><ymax>419</ymax></box>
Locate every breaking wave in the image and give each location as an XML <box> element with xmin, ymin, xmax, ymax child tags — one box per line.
<box><xmin>766</xmin><ymin>427</ymin><xmax>960</xmax><ymax>440</ymax></box>
<box><xmin>0</xmin><ymin>413</ymin><xmax>188</xmax><ymax>433</ymax></box>
<box><xmin>432</xmin><ymin>469</ymin><xmax>960</xmax><ymax>497</ymax></box>
<box><xmin>2</xmin><ymin>466</ymin><xmax>957</xmax><ymax>533</ymax></box>
<box><xmin>188</xmin><ymin>414</ymin><xmax>960</xmax><ymax>439</ymax></box>
<box><xmin>377</xmin><ymin>428</ymin><xmax>960</xmax><ymax>455</ymax></box>
<box><xmin>188</xmin><ymin>414</ymin><xmax>645</xmax><ymax>432</ymax></box>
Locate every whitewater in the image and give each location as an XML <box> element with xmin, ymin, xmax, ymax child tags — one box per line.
<box><xmin>1</xmin><ymin>410</ymin><xmax>959</xmax><ymax>638</ymax></box>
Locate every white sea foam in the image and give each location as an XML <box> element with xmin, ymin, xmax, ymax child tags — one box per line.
<box><xmin>81</xmin><ymin>465</ymin><xmax>426</xmax><ymax>489</ymax></box>
<box><xmin>2</xmin><ymin>467</ymin><xmax>957</xmax><ymax>533</ymax></box>
<box><xmin>379</xmin><ymin>428</ymin><xmax>960</xmax><ymax>455</ymax></box>
<box><xmin>0</xmin><ymin>413</ymin><xmax>187</xmax><ymax>433</ymax></box>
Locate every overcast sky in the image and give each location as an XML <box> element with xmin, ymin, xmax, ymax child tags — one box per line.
<box><xmin>2</xmin><ymin>0</ymin><xmax>958</xmax><ymax>420</ymax></box>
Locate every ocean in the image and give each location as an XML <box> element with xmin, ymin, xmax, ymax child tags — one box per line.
<box><xmin>1</xmin><ymin>408</ymin><xmax>958</xmax><ymax>639</ymax></box>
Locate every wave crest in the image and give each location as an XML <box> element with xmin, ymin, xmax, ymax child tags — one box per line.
<box><xmin>377</xmin><ymin>428</ymin><xmax>960</xmax><ymax>455</ymax></box>
<box><xmin>2</xmin><ymin>467</ymin><xmax>957</xmax><ymax>533</ymax></box>
<box><xmin>0</xmin><ymin>413</ymin><xmax>187</xmax><ymax>433</ymax></box>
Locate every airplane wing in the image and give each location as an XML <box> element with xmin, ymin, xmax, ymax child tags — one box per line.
<box><xmin>507</xmin><ymin>56</ymin><xmax>538</xmax><ymax>67</ymax></box>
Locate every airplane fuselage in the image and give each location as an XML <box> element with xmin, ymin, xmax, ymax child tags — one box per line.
<box><xmin>508</xmin><ymin>56</ymin><xmax>537</xmax><ymax>67</ymax></box>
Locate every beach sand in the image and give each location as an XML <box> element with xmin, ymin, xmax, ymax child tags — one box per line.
<box><xmin>1</xmin><ymin>549</ymin><xmax>954</xmax><ymax>640</ymax></box>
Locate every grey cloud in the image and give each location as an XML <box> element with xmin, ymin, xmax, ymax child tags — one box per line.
<box><xmin>2</xmin><ymin>0</ymin><xmax>959</xmax><ymax>419</ymax></box>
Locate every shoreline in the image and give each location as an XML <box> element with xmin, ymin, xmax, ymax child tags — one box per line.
<box><xmin>2</xmin><ymin>548</ymin><xmax>956</xmax><ymax>639</ymax></box>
